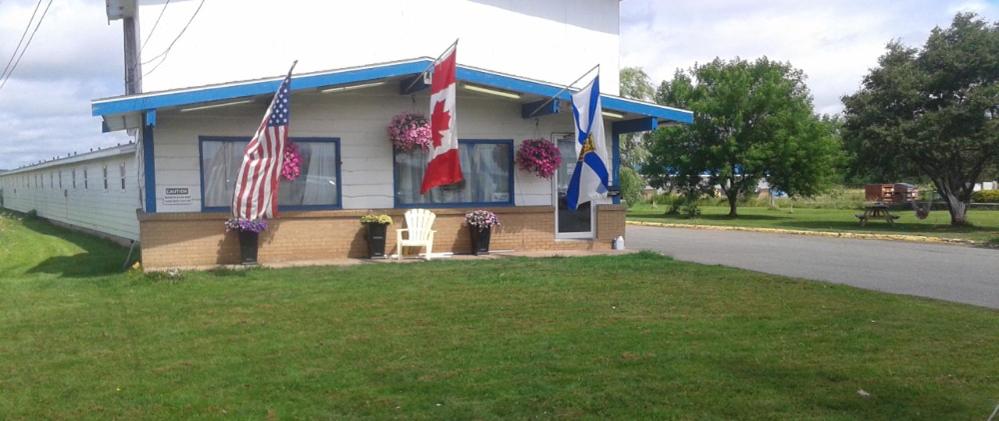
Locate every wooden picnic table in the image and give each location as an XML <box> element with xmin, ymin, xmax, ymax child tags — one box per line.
<box><xmin>856</xmin><ymin>203</ymin><xmax>900</xmax><ymax>226</ymax></box>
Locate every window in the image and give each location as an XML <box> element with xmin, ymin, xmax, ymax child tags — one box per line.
<box><xmin>102</xmin><ymin>165</ymin><xmax>109</xmax><ymax>190</ymax></box>
<box><xmin>83</xmin><ymin>168</ymin><xmax>88</xmax><ymax>189</ymax></box>
<box><xmin>49</xmin><ymin>173</ymin><xmax>54</xmax><ymax>189</ymax></box>
<box><xmin>199</xmin><ymin>137</ymin><xmax>341</xmax><ymax>210</ymax></box>
<box><xmin>394</xmin><ymin>140</ymin><xmax>513</xmax><ymax>207</ymax></box>
<box><xmin>119</xmin><ymin>162</ymin><xmax>126</xmax><ymax>190</ymax></box>
<box><xmin>71</xmin><ymin>168</ymin><xmax>77</xmax><ymax>188</ymax></box>
<box><xmin>58</xmin><ymin>170</ymin><xmax>63</xmax><ymax>189</ymax></box>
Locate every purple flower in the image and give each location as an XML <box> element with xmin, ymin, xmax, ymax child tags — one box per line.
<box><xmin>465</xmin><ymin>210</ymin><xmax>500</xmax><ymax>230</ymax></box>
<box><xmin>225</xmin><ymin>218</ymin><xmax>268</xmax><ymax>234</ymax></box>
<box><xmin>516</xmin><ymin>139</ymin><xmax>561</xmax><ymax>179</ymax></box>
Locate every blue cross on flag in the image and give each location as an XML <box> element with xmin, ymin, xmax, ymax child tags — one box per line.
<box><xmin>566</xmin><ymin>75</ymin><xmax>610</xmax><ymax>211</ymax></box>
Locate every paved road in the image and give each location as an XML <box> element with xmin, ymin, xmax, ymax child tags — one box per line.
<box><xmin>627</xmin><ymin>225</ymin><xmax>999</xmax><ymax>309</ymax></box>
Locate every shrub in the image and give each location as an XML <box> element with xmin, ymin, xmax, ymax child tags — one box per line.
<box><xmin>666</xmin><ymin>191</ymin><xmax>702</xmax><ymax>218</ymax></box>
<box><xmin>972</xmin><ymin>190</ymin><xmax>999</xmax><ymax>203</ymax></box>
<box><xmin>25</xmin><ymin>209</ymin><xmax>38</xmax><ymax>220</ymax></box>
<box><xmin>619</xmin><ymin>167</ymin><xmax>644</xmax><ymax>208</ymax></box>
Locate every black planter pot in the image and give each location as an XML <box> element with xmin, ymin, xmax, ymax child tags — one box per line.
<box><xmin>470</xmin><ymin>227</ymin><xmax>492</xmax><ymax>255</ymax></box>
<box><xmin>237</xmin><ymin>231</ymin><xmax>259</xmax><ymax>265</ymax></box>
<box><xmin>365</xmin><ymin>223</ymin><xmax>388</xmax><ymax>258</ymax></box>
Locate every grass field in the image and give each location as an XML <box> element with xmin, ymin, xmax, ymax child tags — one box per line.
<box><xmin>1</xmin><ymin>211</ymin><xmax>998</xmax><ymax>419</ymax></box>
<box><xmin>628</xmin><ymin>204</ymin><xmax>999</xmax><ymax>243</ymax></box>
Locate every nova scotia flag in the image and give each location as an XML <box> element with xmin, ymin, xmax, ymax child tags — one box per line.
<box><xmin>566</xmin><ymin>75</ymin><xmax>610</xmax><ymax>211</ymax></box>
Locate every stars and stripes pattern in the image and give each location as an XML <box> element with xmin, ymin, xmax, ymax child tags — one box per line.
<box><xmin>232</xmin><ymin>67</ymin><xmax>293</xmax><ymax>220</ymax></box>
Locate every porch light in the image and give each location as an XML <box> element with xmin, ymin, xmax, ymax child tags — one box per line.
<box><xmin>179</xmin><ymin>99</ymin><xmax>254</xmax><ymax>113</ymax></box>
<box><xmin>601</xmin><ymin>111</ymin><xmax>624</xmax><ymax>119</ymax></box>
<box><xmin>318</xmin><ymin>81</ymin><xmax>387</xmax><ymax>93</ymax></box>
<box><xmin>462</xmin><ymin>84</ymin><xmax>521</xmax><ymax>99</ymax></box>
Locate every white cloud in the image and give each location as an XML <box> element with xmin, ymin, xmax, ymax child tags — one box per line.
<box><xmin>0</xmin><ymin>0</ymin><xmax>997</xmax><ymax>169</ymax></box>
<box><xmin>0</xmin><ymin>0</ymin><xmax>128</xmax><ymax>170</ymax></box>
<box><xmin>620</xmin><ymin>0</ymin><xmax>999</xmax><ymax>115</ymax></box>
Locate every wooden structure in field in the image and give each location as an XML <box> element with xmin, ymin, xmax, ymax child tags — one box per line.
<box><xmin>865</xmin><ymin>183</ymin><xmax>919</xmax><ymax>205</ymax></box>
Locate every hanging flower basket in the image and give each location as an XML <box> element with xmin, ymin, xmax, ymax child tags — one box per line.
<box><xmin>282</xmin><ymin>141</ymin><xmax>302</xmax><ymax>181</ymax></box>
<box><xmin>516</xmin><ymin>138</ymin><xmax>561</xmax><ymax>179</ymax></box>
<box><xmin>387</xmin><ymin>113</ymin><xmax>432</xmax><ymax>152</ymax></box>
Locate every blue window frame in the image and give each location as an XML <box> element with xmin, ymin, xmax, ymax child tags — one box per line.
<box><xmin>393</xmin><ymin>139</ymin><xmax>515</xmax><ymax>208</ymax></box>
<box><xmin>198</xmin><ymin>136</ymin><xmax>342</xmax><ymax>212</ymax></box>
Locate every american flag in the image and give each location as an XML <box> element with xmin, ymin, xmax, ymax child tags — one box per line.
<box><xmin>232</xmin><ymin>65</ymin><xmax>294</xmax><ymax>220</ymax></box>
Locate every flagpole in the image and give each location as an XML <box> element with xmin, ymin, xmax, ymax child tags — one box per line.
<box><xmin>402</xmin><ymin>38</ymin><xmax>459</xmax><ymax>93</ymax></box>
<box><xmin>525</xmin><ymin>63</ymin><xmax>600</xmax><ymax>118</ymax></box>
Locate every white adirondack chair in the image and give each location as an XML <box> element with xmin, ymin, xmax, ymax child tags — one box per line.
<box><xmin>395</xmin><ymin>209</ymin><xmax>436</xmax><ymax>260</ymax></box>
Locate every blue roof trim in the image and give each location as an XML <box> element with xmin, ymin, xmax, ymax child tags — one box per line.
<box><xmin>92</xmin><ymin>58</ymin><xmax>693</xmax><ymax>124</ymax></box>
<box><xmin>457</xmin><ymin>66</ymin><xmax>693</xmax><ymax>123</ymax></box>
<box><xmin>92</xmin><ymin>59</ymin><xmax>432</xmax><ymax>117</ymax></box>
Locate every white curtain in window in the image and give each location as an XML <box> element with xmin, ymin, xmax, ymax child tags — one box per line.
<box><xmin>394</xmin><ymin>141</ymin><xmax>511</xmax><ymax>206</ymax></box>
<box><xmin>202</xmin><ymin>139</ymin><xmax>338</xmax><ymax>209</ymax></box>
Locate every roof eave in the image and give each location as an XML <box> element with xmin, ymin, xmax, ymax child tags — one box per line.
<box><xmin>92</xmin><ymin>58</ymin><xmax>693</xmax><ymax>129</ymax></box>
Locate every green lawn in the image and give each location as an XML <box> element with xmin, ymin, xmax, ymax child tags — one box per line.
<box><xmin>1</xmin><ymin>211</ymin><xmax>998</xmax><ymax>419</ymax></box>
<box><xmin>628</xmin><ymin>204</ymin><xmax>999</xmax><ymax>243</ymax></box>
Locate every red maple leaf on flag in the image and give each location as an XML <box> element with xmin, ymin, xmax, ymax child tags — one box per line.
<box><xmin>431</xmin><ymin>99</ymin><xmax>450</xmax><ymax>148</ymax></box>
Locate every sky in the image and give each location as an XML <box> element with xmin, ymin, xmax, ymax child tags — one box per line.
<box><xmin>0</xmin><ymin>0</ymin><xmax>997</xmax><ymax>170</ymax></box>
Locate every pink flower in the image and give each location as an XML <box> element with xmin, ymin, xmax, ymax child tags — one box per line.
<box><xmin>282</xmin><ymin>142</ymin><xmax>302</xmax><ymax>181</ymax></box>
<box><xmin>388</xmin><ymin>113</ymin><xmax>432</xmax><ymax>151</ymax></box>
<box><xmin>516</xmin><ymin>139</ymin><xmax>561</xmax><ymax>179</ymax></box>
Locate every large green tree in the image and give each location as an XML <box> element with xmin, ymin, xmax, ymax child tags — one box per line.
<box><xmin>643</xmin><ymin>58</ymin><xmax>839</xmax><ymax>217</ymax></box>
<box><xmin>842</xmin><ymin>14</ymin><xmax>999</xmax><ymax>226</ymax></box>
<box><xmin>618</xmin><ymin>67</ymin><xmax>656</xmax><ymax>167</ymax></box>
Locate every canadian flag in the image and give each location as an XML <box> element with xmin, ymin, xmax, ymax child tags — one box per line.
<box><xmin>420</xmin><ymin>45</ymin><xmax>463</xmax><ymax>194</ymax></box>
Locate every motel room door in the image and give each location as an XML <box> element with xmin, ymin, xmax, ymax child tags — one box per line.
<box><xmin>553</xmin><ymin>133</ymin><xmax>594</xmax><ymax>239</ymax></box>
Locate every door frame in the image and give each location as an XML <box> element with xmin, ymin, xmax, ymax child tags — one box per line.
<box><xmin>552</xmin><ymin>132</ymin><xmax>595</xmax><ymax>240</ymax></box>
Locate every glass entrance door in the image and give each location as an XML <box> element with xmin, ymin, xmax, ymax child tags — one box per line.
<box><xmin>554</xmin><ymin>133</ymin><xmax>594</xmax><ymax>238</ymax></box>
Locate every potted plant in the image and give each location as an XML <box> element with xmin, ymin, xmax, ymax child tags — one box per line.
<box><xmin>516</xmin><ymin>138</ymin><xmax>561</xmax><ymax>179</ymax></box>
<box><xmin>225</xmin><ymin>218</ymin><xmax>268</xmax><ymax>265</ymax></box>
<box><xmin>465</xmin><ymin>210</ymin><xmax>500</xmax><ymax>255</ymax></box>
<box><xmin>360</xmin><ymin>214</ymin><xmax>393</xmax><ymax>258</ymax></box>
<box><xmin>387</xmin><ymin>112</ymin><xmax>432</xmax><ymax>151</ymax></box>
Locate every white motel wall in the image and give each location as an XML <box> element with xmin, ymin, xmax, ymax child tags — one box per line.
<box><xmin>149</xmin><ymin>83</ymin><xmax>611</xmax><ymax>212</ymax></box>
<box><xmin>133</xmin><ymin>0</ymin><xmax>621</xmax><ymax>95</ymax></box>
<box><xmin>0</xmin><ymin>144</ymin><xmax>141</xmax><ymax>242</ymax></box>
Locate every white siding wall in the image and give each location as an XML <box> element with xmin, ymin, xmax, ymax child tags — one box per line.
<box><xmin>0</xmin><ymin>148</ymin><xmax>141</xmax><ymax>241</ymax></box>
<box><xmin>150</xmin><ymin>84</ymin><xmax>611</xmax><ymax>212</ymax></box>
<box><xmin>136</xmin><ymin>0</ymin><xmax>621</xmax><ymax>95</ymax></box>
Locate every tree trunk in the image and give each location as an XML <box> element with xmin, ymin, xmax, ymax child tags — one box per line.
<box><xmin>727</xmin><ymin>191</ymin><xmax>739</xmax><ymax>217</ymax></box>
<box><xmin>942</xmin><ymin>192</ymin><xmax>970</xmax><ymax>226</ymax></box>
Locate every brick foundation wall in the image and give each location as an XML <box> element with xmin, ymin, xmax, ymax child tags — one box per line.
<box><xmin>137</xmin><ymin>205</ymin><xmax>626</xmax><ymax>270</ymax></box>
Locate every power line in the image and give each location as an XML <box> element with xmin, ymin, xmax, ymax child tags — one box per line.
<box><xmin>142</xmin><ymin>0</ymin><xmax>205</xmax><ymax>77</ymax></box>
<box><xmin>0</xmin><ymin>0</ymin><xmax>53</xmax><ymax>92</ymax></box>
<box><xmin>139</xmin><ymin>0</ymin><xmax>171</xmax><ymax>53</ymax></box>
<box><xmin>0</xmin><ymin>0</ymin><xmax>44</xmax><ymax>83</ymax></box>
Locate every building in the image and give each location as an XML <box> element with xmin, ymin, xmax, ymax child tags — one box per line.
<box><xmin>0</xmin><ymin>144</ymin><xmax>140</xmax><ymax>243</ymax></box>
<box><xmin>22</xmin><ymin>0</ymin><xmax>693</xmax><ymax>270</ymax></box>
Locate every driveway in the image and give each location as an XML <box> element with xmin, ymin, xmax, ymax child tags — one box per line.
<box><xmin>627</xmin><ymin>225</ymin><xmax>999</xmax><ymax>309</ymax></box>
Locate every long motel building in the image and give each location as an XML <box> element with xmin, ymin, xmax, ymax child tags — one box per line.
<box><xmin>1</xmin><ymin>0</ymin><xmax>693</xmax><ymax>270</ymax></box>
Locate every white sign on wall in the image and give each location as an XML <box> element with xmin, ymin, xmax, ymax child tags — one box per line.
<box><xmin>163</xmin><ymin>187</ymin><xmax>192</xmax><ymax>206</ymax></box>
